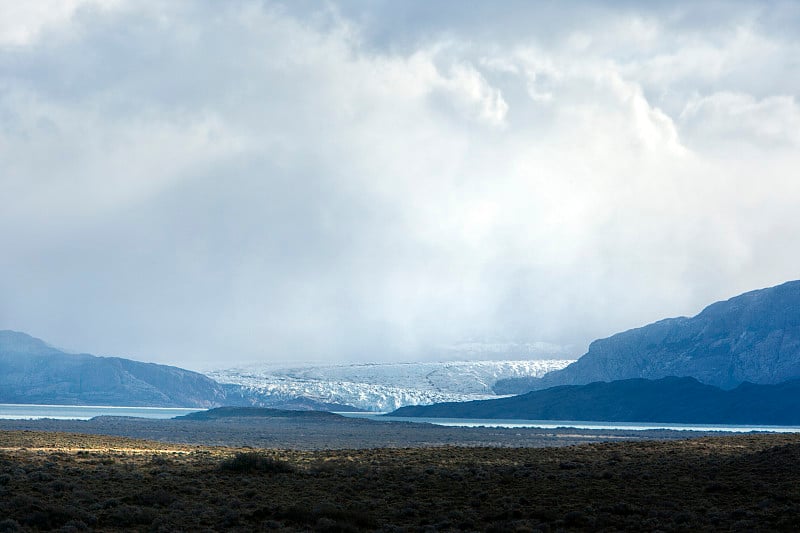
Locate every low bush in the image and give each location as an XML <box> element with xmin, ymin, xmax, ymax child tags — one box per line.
<box><xmin>105</xmin><ymin>504</ymin><xmax>157</xmax><ymax>527</ymax></box>
<box><xmin>0</xmin><ymin>519</ymin><xmax>21</xmax><ymax>532</ymax></box>
<box><xmin>218</xmin><ymin>452</ymin><xmax>295</xmax><ymax>474</ymax></box>
<box><xmin>130</xmin><ymin>489</ymin><xmax>176</xmax><ymax>507</ymax></box>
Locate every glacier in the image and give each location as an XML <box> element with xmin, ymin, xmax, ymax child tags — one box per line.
<box><xmin>206</xmin><ymin>359</ymin><xmax>574</xmax><ymax>412</ymax></box>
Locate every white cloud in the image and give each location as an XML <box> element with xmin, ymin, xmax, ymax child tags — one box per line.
<box><xmin>1</xmin><ymin>1</ymin><xmax>799</xmax><ymax>367</ymax></box>
<box><xmin>440</xmin><ymin>63</ymin><xmax>509</xmax><ymax>127</ymax></box>
<box><xmin>0</xmin><ymin>0</ymin><xmax>119</xmax><ymax>46</ymax></box>
<box><xmin>0</xmin><ymin>88</ymin><xmax>246</xmax><ymax>223</ymax></box>
<box><xmin>680</xmin><ymin>92</ymin><xmax>800</xmax><ymax>148</ymax></box>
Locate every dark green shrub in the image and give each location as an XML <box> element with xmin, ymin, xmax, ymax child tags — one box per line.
<box><xmin>277</xmin><ymin>503</ymin><xmax>374</xmax><ymax>530</ymax></box>
<box><xmin>105</xmin><ymin>505</ymin><xmax>157</xmax><ymax>527</ymax></box>
<box><xmin>0</xmin><ymin>519</ymin><xmax>21</xmax><ymax>532</ymax></box>
<box><xmin>20</xmin><ymin>506</ymin><xmax>82</xmax><ymax>530</ymax></box>
<box><xmin>57</xmin><ymin>519</ymin><xmax>90</xmax><ymax>532</ymax></box>
<box><xmin>149</xmin><ymin>455</ymin><xmax>172</xmax><ymax>466</ymax></box>
<box><xmin>218</xmin><ymin>452</ymin><xmax>295</xmax><ymax>474</ymax></box>
<box><xmin>130</xmin><ymin>489</ymin><xmax>176</xmax><ymax>507</ymax></box>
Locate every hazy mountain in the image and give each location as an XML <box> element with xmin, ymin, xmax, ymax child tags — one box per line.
<box><xmin>208</xmin><ymin>359</ymin><xmax>574</xmax><ymax>411</ymax></box>
<box><xmin>0</xmin><ymin>330</ymin><xmax>228</xmax><ymax>407</ymax></box>
<box><xmin>496</xmin><ymin>280</ymin><xmax>800</xmax><ymax>394</ymax></box>
<box><xmin>0</xmin><ymin>330</ymin><xmax>570</xmax><ymax>410</ymax></box>
<box><xmin>393</xmin><ymin>376</ymin><xmax>800</xmax><ymax>424</ymax></box>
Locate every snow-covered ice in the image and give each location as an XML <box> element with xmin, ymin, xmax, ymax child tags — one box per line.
<box><xmin>207</xmin><ymin>359</ymin><xmax>574</xmax><ymax>411</ymax></box>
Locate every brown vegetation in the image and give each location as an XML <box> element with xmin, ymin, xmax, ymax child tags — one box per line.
<box><xmin>0</xmin><ymin>431</ymin><xmax>798</xmax><ymax>531</ymax></box>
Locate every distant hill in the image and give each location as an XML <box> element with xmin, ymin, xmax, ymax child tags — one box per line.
<box><xmin>0</xmin><ymin>330</ymin><xmax>228</xmax><ymax>407</ymax></box>
<box><xmin>218</xmin><ymin>385</ymin><xmax>366</xmax><ymax>412</ymax></box>
<box><xmin>496</xmin><ymin>280</ymin><xmax>800</xmax><ymax>394</ymax></box>
<box><xmin>177</xmin><ymin>406</ymin><xmax>344</xmax><ymax>420</ymax></box>
<box><xmin>392</xmin><ymin>376</ymin><xmax>800</xmax><ymax>425</ymax></box>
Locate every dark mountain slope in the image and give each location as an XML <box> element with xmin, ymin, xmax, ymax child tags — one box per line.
<box><xmin>496</xmin><ymin>280</ymin><xmax>800</xmax><ymax>394</ymax></box>
<box><xmin>0</xmin><ymin>330</ymin><xmax>228</xmax><ymax>407</ymax></box>
<box><xmin>393</xmin><ymin>377</ymin><xmax>800</xmax><ymax>424</ymax></box>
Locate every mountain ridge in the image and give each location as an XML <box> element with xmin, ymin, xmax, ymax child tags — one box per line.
<box><xmin>0</xmin><ymin>330</ymin><xmax>228</xmax><ymax>407</ymax></box>
<box><xmin>496</xmin><ymin>280</ymin><xmax>800</xmax><ymax>394</ymax></box>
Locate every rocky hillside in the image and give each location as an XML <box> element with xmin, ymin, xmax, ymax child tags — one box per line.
<box><xmin>0</xmin><ymin>330</ymin><xmax>228</xmax><ymax>407</ymax></box>
<box><xmin>496</xmin><ymin>280</ymin><xmax>800</xmax><ymax>394</ymax></box>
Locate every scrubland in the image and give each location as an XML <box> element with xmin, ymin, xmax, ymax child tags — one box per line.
<box><xmin>1</xmin><ymin>430</ymin><xmax>798</xmax><ymax>531</ymax></box>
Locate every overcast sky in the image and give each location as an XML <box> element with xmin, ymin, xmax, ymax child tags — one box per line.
<box><xmin>2</xmin><ymin>1</ymin><xmax>799</xmax><ymax>369</ymax></box>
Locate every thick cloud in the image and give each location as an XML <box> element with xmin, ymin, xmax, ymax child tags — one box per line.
<box><xmin>1</xmin><ymin>1</ymin><xmax>799</xmax><ymax>368</ymax></box>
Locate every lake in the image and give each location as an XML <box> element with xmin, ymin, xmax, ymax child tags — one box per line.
<box><xmin>3</xmin><ymin>404</ymin><xmax>800</xmax><ymax>433</ymax></box>
<box><xmin>0</xmin><ymin>403</ymin><xmax>202</xmax><ymax>420</ymax></box>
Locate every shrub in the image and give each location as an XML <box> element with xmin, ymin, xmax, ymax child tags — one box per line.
<box><xmin>0</xmin><ymin>519</ymin><xmax>21</xmax><ymax>532</ymax></box>
<box><xmin>149</xmin><ymin>455</ymin><xmax>172</xmax><ymax>466</ymax></box>
<box><xmin>19</xmin><ymin>505</ymin><xmax>83</xmax><ymax>530</ymax></box>
<box><xmin>276</xmin><ymin>503</ymin><xmax>375</xmax><ymax>530</ymax></box>
<box><xmin>105</xmin><ymin>505</ymin><xmax>157</xmax><ymax>527</ymax></box>
<box><xmin>57</xmin><ymin>519</ymin><xmax>90</xmax><ymax>532</ymax></box>
<box><xmin>131</xmin><ymin>489</ymin><xmax>176</xmax><ymax>507</ymax></box>
<box><xmin>218</xmin><ymin>452</ymin><xmax>295</xmax><ymax>474</ymax></box>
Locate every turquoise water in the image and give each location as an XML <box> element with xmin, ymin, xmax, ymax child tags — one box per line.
<box><xmin>0</xmin><ymin>403</ymin><xmax>202</xmax><ymax>420</ymax></box>
<box><xmin>337</xmin><ymin>412</ymin><xmax>800</xmax><ymax>433</ymax></box>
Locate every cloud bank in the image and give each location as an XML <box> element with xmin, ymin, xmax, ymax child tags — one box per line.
<box><xmin>1</xmin><ymin>1</ymin><xmax>799</xmax><ymax>368</ymax></box>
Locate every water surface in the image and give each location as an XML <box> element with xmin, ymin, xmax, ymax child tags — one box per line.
<box><xmin>0</xmin><ymin>403</ymin><xmax>202</xmax><ymax>420</ymax></box>
<box><xmin>5</xmin><ymin>404</ymin><xmax>800</xmax><ymax>432</ymax></box>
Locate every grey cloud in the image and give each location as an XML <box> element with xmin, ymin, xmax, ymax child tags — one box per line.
<box><xmin>1</xmin><ymin>1</ymin><xmax>799</xmax><ymax>369</ymax></box>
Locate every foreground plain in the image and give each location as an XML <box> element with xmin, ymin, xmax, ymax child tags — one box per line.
<box><xmin>0</xmin><ymin>431</ymin><xmax>799</xmax><ymax>531</ymax></box>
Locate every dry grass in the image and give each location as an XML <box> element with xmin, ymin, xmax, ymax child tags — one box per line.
<box><xmin>0</xmin><ymin>431</ymin><xmax>798</xmax><ymax>531</ymax></box>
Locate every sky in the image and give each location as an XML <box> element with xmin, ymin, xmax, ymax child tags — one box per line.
<box><xmin>1</xmin><ymin>0</ymin><xmax>799</xmax><ymax>370</ymax></box>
